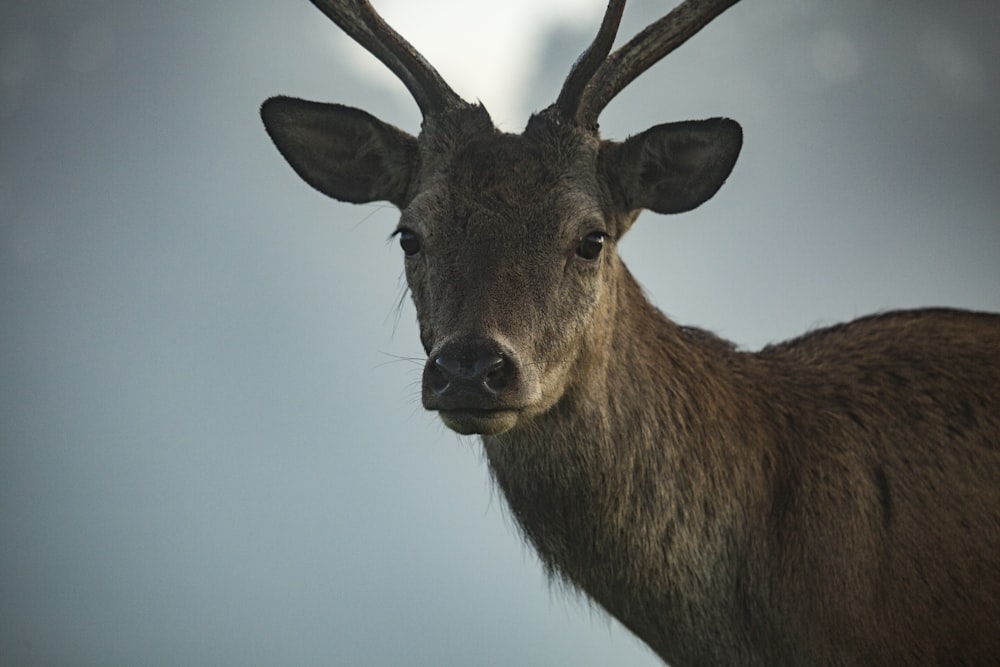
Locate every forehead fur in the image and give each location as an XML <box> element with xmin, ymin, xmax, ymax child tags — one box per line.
<box><xmin>443</xmin><ymin>117</ymin><xmax>599</xmax><ymax>203</ymax></box>
<box><xmin>450</xmin><ymin>135</ymin><xmax>553</xmax><ymax>193</ymax></box>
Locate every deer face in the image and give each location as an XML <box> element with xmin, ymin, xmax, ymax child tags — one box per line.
<box><xmin>263</xmin><ymin>99</ymin><xmax>740</xmax><ymax>435</ymax></box>
<box><xmin>399</xmin><ymin>122</ymin><xmax>620</xmax><ymax>434</ymax></box>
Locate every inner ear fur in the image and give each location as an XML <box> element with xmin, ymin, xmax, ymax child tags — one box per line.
<box><xmin>600</xmin><ymin>118</ymin><xmax>742</xmax><ymax>215</ymax></box>
<box><xmin>261</xmin><ymin>96</ymin><xmax>419</xmax><ymax>207</ymax></box>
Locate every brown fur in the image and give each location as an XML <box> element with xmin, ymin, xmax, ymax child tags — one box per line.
<box><xmin>486</xmin><ymin>269</ymin><xmax>1000</xmax><ymax>664</ymax></box>
<box><xmin>261</xmin><ymin>1</ymin><xmax>1000</xmax><ymax>664</ymax></box>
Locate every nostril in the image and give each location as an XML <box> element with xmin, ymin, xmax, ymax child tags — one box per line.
<box><xmin>472</xmin><ymin>354</ymin><xmax>504</xmax><ymax>378</ymax></box>
<box><xmin>482</xmin><ymin>355</ymin><xmax>513</xmax><ymax>393</ymax></box>
<box><xmin>429</xmin><ymin>356</ymin><xmax>454</xmax><ymax>395</ymax></box>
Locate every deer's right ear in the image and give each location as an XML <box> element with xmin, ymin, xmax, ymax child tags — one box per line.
<box><xmin>261</xmin><ymin>96</ymin><xmax>419</xmax><ymax>207</ymax></box>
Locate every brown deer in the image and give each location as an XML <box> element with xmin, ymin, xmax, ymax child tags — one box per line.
<box><xmin>260</xmin><ymin>0</ymin><xmax>1000</xmax><ymax>663</ymax></box>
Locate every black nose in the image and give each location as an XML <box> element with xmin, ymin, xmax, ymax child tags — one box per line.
<box><xmin>424</xmin><ymin>337</ymin><xmax>517</xmax><ymax>405</ymax></box>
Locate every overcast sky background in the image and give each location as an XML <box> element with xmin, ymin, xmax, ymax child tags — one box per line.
<box><xmin>1</xmin><ymin>1</ymin><xmax>998</xmax><ymax>665</ymax></box>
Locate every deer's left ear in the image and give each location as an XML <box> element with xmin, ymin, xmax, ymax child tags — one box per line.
<box><xmin>600</xmin><ymin>118</ymin><xmax>742</xmax><ymax>215</ymax></box>
<box><xmin>261</xmin><ymin>96</ymin><xmax>419</xmax><ymax>208</ymax></box>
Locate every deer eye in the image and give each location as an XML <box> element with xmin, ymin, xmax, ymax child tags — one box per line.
<box><xmin>394</xmin><ymin>228</ymin><xmax>421</xmax><ymax>257</ymax></box>
<box><xmin>576</xmin><ymin>232</ymin><xmax>606</xmax><ymax>261</ymax></box>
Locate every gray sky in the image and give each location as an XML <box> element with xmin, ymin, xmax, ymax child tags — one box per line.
<box><xmin>1</xmin><ymin>1</ymin><xmax>998</xmax><ymax>666</ymax></box>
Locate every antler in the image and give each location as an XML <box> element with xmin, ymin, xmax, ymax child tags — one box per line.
<box><xmin>556</xmin><ymin>0</ymin><xmax>741</xmax><ymax>128</ymax></box>
<box><xmin>310</xmin><ymin>0</ymin><xmax>468</xmax><ymax>117</ymax></box>
<box><xmin>552</xmin><ymin>0</ymin><xmax>626</xmax><ymax>122</ymax></box>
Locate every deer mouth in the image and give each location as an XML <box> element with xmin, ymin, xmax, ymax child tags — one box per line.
<box><xmin>438</xmin><ymin>408</ymin><xmax>520</xmax><ymax>436</ymax></box>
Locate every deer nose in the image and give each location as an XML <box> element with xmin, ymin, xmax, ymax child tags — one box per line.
<box><xmin>425</xmin><ymin>338</ymin><xmax>516</xmax><ymax>399</ymax></box>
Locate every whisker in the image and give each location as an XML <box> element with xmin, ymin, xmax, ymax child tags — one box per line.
<box><xmin>374</xmin><ymin>351</ymin><xmax>425</xmax><ymax>370</ymax></box>
<box><xmin>350</xmin><ymin>202</ymin><xmax>393</xmax><ymax>230</ymax></box>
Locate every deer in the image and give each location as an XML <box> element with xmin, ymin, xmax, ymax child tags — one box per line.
<box><xmin>260</xmin><ymin>0</ymin><xmax>1000</xmax><ymax>664</ymax></box>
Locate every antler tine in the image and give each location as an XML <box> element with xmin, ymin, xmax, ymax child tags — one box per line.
<box><xmin>553</xmin><ymin>0</ymin><xmax>626</xmax><ymax>125</ymax></box>
<box><xmin>310</xmin><ymin>0</ymin><xmax>468</xmax><ymax>117</ymax></box>
<box><xmin>578</xmin><ymin>0</ymin><xmax>741</xmax><ymax>128</ymax></box>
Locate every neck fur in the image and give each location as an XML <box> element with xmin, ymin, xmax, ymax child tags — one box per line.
<box><xmin>481</xmin><ymin>264</ymin><xmax>766</xmax><ymax>662</ymax></box>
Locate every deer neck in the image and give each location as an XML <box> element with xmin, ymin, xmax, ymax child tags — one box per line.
<box><xmin>482</xmin><ymin>261</ymin><xmax>763</xmax><ymax>659</ymax></box>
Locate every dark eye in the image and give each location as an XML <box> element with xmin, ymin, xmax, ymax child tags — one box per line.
<box><xmin>576</xmin><ymin>232</ymin><xmax>606</xmax><ymax>261</ymax></box>
<box><xmin>395</xmin><ymin>228</ymin><xmax>421</xmax><ymax>257</ymax></box>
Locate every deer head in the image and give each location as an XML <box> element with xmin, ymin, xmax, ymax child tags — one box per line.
<box><xmin>261</xmin><ymin>0</ymin><xmax>742</xmax><ymax>436</ymax></box>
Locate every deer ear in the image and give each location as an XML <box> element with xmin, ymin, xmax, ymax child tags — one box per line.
<box><xmin>261</xmin><ymin>96</ymin><xmax>419</xmax><ymax>207</ymax></box>
<box><xmin>603</xmin><ymin>118</ymin><xmax>742</xmax><ymax>215</ymax></box>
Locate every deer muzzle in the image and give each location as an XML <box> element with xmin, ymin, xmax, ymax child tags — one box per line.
<box><xmin>422</xmin><ymin>336</ymin><xmax>526</xmax><ymax>435</ymax></box>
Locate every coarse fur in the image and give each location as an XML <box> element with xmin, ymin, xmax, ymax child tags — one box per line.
<box><xmin>261</xmin><ymin>1</ymin><xmax>1000</xmax><ymax>664</ymax></box>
